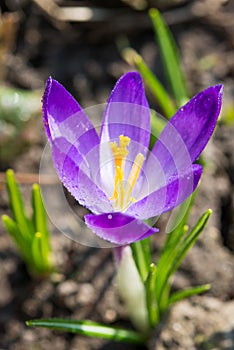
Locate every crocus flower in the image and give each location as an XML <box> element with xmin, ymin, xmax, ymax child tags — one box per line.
<box><xmin>42</xmin><ymin>72</ymin><xmax>223</xmax><ymax>245</ymax></box>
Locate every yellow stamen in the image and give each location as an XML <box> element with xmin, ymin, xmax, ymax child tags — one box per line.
<box><xmin>124</xmin><ymin>153</ymin><xmax>145</xmax><ymax>208</ymax></box>
<box><xmin>109</xmin><ymin>135</ymin><xmax>144</xmax><ymax>211</ymax></box>
<box><xmin>109</xmin><ymin>135</ymin><xmax>130</xmax><ymax>208</ymax></box>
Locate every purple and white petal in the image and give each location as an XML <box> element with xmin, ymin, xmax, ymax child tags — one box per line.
<box><xmin>84</xmin><ymin>212</ymin><xmax>158</xmax><ymax>245</ymax></box>
<box><xmin>136</xmin><ymin>149</ymin><xmax>169</xmax><ymax>201</ymax></box>
<box><xmin>99</xmin><ymin>72</ymin><xmax>151</xmax><ymax>191</ymax></box>
<box><xmin>42</xmin><ymin>77</ymin><xmax>99</xmax><ymax>161</ymax></box>
<box><xmin>52</xmin><ymin>141</ymin><xmax>113</xmax><ymax>214</ymax></box>
<box><xmin>100</xmin><ymin>72</ymin><xmax>151</xmax><ymax>154</ymax></box>
<box><xmin>126</xmin><ymin>164</ymin><xmax>202</xmax><ymax>220</ymax></box>
<box><xmin>51</xmin><ymin>131</ymin><xmax>101</xmax><ymax>178</ymax></box>
<box><xmin>148</xmin><ymin>85</ymin><xmax>223</xmax><ymax>181</ymax></box>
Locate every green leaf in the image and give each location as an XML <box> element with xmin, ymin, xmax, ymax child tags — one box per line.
<box><xmin>156</xmin><ymin>192</ymin><xmax>197</xmax><ymax>293</ymax></box>
<box><xmin>145</xmin><ymin>263</ymin><xmax>159</xmax><ymax>327</ymax></box>
<box><xmin>165</xmin><ymin>191</ymin><xmax>196</xmax><ymax>237</ymax></box>
<box><xmin>131</xmin><ymin>237</ymin><xmax>151</xmax><ymax>282</ymax></box>
<box><xmin>170</xmin><ymin>209</ymin><xmax>212</xmax><ymax>276</ymax></box>
<box><xmin>32</xmin><ymin>184</ymin><xmax>48</xmax><ymax>236</ymax></box>
<box><xmin>2</xmin><ymin>214</ymin><xmax>29</xmax><ymax>260</ymax></box>
<box><xmin>136</xmin><ymin>59</ymin><xmax>176</xmax><ymax>118</ymax></box>
<box><xmin>31</xmin><ymin>232</ymin><xmax>51</xmax><ymax>274</ymax></box>
<box><xmin>124</xmin><ymin>49</ymin><xmax>176</xmax><ymax>118</ymax></box>
<box><xmin>155</xmin><ymin>225</ymin><xmax>188</xmax><ymax>296</ymax></box>
<box><xmin>3</xmin><ymin>170</ymin><xmax>53</xmax><ymax>277</ymax></box>
<box><xmin>5</xmin><ymin>169</ymin><xmax>31</xmax><ymax>240</ymax></box>
<box><xmin>169</xmin><ymin>284</ymin><xmax>210</xmax><ymax>304</ymax></box>
<box><xmin>26</xmin><ymin>319</ymin><xmax>146</xmax><ymax>345</ymax></box>
<box><xmin>154</xmin><ymin>209</ymin><xmax>211</xmax><ymax>317</ymax></box>
<box><xmin>31</xmin><ymin>183</ymin><xmax>51</xmax><ymax>257</ymax></box>
<box><xmin>149</xmin><ymin>8</ymin><xmax>188</xmax><ymax>106</ymax></box>
<box><xmin>161</xmin><ymin>190</ymin><xmax>197</xmax><ymax>258</ymax></box>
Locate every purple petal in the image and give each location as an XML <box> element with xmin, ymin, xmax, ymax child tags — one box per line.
<box><xmin>126</xmin><ymin>164</ymin><xmax>202</xmax><ymax>220</ymax></box>
<box><xmin>52</xmin><ymin>141</ymin><xmax>113</xmax><ymax>214</ymax></box>
<box><xmin>99</xmin><ymin>72</ymin><xmax>151</xmax><ymax>192</ymax></box>
<box><xmin>84</xmin><ymin>212</ymin><xmax>158</xmax><ymax>245</ymax></box>
<box><xmin>100</xmin><ymin>72</ymin><xmax>151</xmax><ymax>155</ymax></box>
<box><xmin>149</xmin><ymin>85</ymin><xmax>223</xmax><ymax>180</ymax></box>
<box><xmin>42</xmin><ymin>77</ymin><xmax>99</xmax><ymax>161</ymax></box>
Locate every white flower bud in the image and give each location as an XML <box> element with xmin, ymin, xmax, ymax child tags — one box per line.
<box><xmin>116</xmin><ymin>245</ymin><xmax>149</xmax><ymax>333</ymax></box>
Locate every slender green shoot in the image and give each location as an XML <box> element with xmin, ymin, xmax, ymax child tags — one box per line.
<box><xmin>131</xmin><ymin>237</ymin><xmax>151</xmax><ymax>282</ymax></box>
<box><xmin>26</xmin><ymin>319</ymin><xmax>146</xmax><ymax>345</ymax></box>
<box><xmin>169</xmin><ymin>284</ymin><xmax>211</xmax><ymax>305</ymax></box>
<box><xmin>152</xmin><ymin>209</ymin><xmax>212</xmax><ymax>322</ymax></box>
<box><xmin>149</xmin><ymin>8</ymin><xmax>188</xmax><ymax>106</ymax></box>
<box><xmin>122</xmin><ymin>48</ymin><xmax>176</xmax><ymax>119</ymax></box>
<box><xmin>2</xmin><ymin>169</ymin><xmax>53</xmax><ymax>277</ymax></box>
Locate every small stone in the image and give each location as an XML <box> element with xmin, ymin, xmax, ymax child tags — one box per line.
<box><xmin>104</xmin><ymin>309</ymin><xmax>117</xmax><ymax>322</ymax></box>
<box><xmin>57</xmin><ymin>280</ymin><xmax>78</xmax><ymax>297</ymax></box>
<box><xmin>76</xmin><ymin>283</ymin><xmax>95</xmax><ymax>305</ymax></box>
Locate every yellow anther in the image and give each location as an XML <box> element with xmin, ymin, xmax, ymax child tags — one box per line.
<box><xmin>109</xmin><ymin>135</ymin><xmax>130</xmax><ymax>208</ymax></box>
<box><xmin>119</xmin><ymin>134</ymin><xmax>130</xmax><ymax>147</ymax></box>
<box><xmin>109</xmin><ymin>135</ymin><xmax>144</xmax><ymax>211</ymax></box>
<box><xmin>110</xmin><ymin>135</ymin><xmax>130</xmax><ymax>160</ymax></box>
<box><xmin>110</xmin><ymin>141</ymin><xmax>117</xmax><ymax>153</ymax></box>
<box><xmin>124</xmin><ymin>153</ymin><xmax>145</xmax><ymax>207</ymax></box>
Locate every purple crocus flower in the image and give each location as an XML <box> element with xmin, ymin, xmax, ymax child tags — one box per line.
<box><xmin>42</xmin><ymin>72</ymin><xmax>223</xmax><ymax>245</ymax></box>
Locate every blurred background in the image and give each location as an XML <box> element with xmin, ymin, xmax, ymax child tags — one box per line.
<box><xmin>0</xmin><ymin>1</ymin><xmax>234</xmax><ymax>349</ymax></box>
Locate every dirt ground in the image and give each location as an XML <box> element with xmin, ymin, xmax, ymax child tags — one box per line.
<box><xmin>0</xmin><ymin>1</ymin><xmax>234</xmax><ymax>349</ymax></box>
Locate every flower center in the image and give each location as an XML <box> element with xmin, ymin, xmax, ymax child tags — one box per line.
<box><xmin>109</xmin><ymin>135</ymin><xmax>145</xmax><ymax>211</ymax></box>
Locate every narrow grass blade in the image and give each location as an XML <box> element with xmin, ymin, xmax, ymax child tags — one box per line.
<box><xmin>145</xmin><ymin>263</ymin><xmax>159</xmax><ymax>327</ymax></box>
<box><xmin>154</xmin><ymin>209</ymin><xmax>211</xmax><ymax>315</ymax></box>
<box><xmin>170</xmin><ymin>209</ymin><xmax>212</xmax><ymax>276</ymax></box>
<box><xmin>2</xmin><ymin>214</ymin><xmax>29</xmax><ymax>260</ymax></box>
<box><xmin>155</xmin><ymin>225</ymin><xmax>188</xmax><ymax>294</ymax></box>
<box><xmin>32</xmin><ymin>184</ymin><xmax>49</xmax><ymax>237</ymax></box>
<box><xmin>159</xmin><ymin>222</ymin><xmax>188</xmax><ymax>261</ymax></box>
<box><xmin>3</xmin><ymin>170</ymin><xmax>53</xmax><ymax>277</ymax></box>
<box><xmin>156</xmin><ymin>209</ymin><xmax>212</xmax><ymax>312</ymax></box>
<box><xmin>26</xmin><ymin>319</ymin><xmax>146</xmax><ymax>345</ymax></box>
<box><xmin>31</xmin><ymin>232</ymin><xmax>51</xmax><ymax>274</ymax></box>
<box><xmin>5</xmin><ymin>169</ymin><xmax>31</xmax><ymax>240</ymax></box>
<box><xmin>131</xmin><ymin>238</ymin><xmax>151</xmax><ymax>282</ymax></box>
<box><xmin>157</xmin><ymin>191</ymin><xmax>197</xmax><ymax>282</ymax></box>
<box><xmin>122</xmin><ymin>48</ymin><xmax>175</xmax><ymax>119</ymax></box>
<box><xmin>162</xmin><ymin>191</ymin><xmax>197</xmax><ymax>253</ymax></box>
<box><xmin>165</xmin><ymin>192</ymin><xmax>196</xmax><ymax>237</ymax></box>
<box><xmin>31</xmin><ymin>183</ymin><xmax>51</xmax><ymax>257</ymax></box>
<box><xmin>169</xmin><ymin>284</ymin><xmax>210</xmax><ymax>305</ymax></box>
<box><xmin>149</xmin><ymin>9</ymin><xmax>188</xmax><ymax>106</ymax></box>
